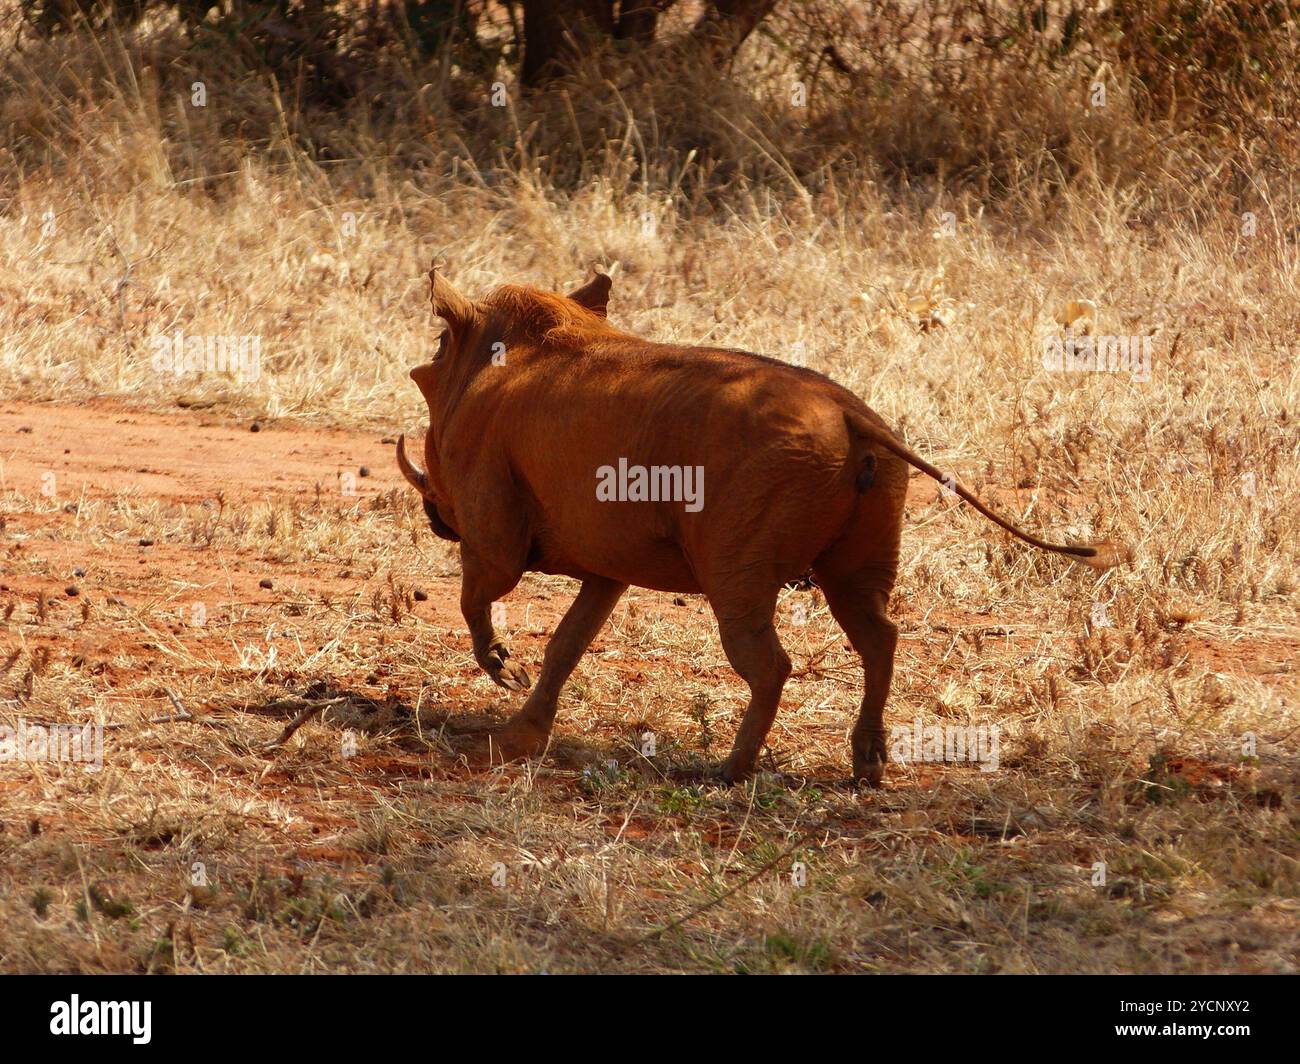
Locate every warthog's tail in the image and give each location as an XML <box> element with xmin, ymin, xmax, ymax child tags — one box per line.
<box><xmin>845</xmin><ymin>412</ymin><xmax>1123</xmax><ymax>569</ymax></box>
<box><xmin>396</xmin><ymin>435</ymin><xmax>461</xmax><ymax>542</ymax></box>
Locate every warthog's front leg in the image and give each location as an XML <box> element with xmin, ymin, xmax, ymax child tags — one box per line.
<box><xmin>460</xmin><ymin>550</ymin><xmax>531</xmax><ymax>692</ymax></box>
<box><xmin>491</xmin><ymin>576</ymin><xmax>627</xmax><ymax>761</ymax></box>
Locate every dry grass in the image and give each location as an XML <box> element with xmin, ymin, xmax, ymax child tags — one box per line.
<box><xmin>0</xmin><ymin>2</ymin><xmax>1297</xmax><ymax>973</ymax></box>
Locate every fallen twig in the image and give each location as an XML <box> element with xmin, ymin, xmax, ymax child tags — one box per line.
<box><xmin>261</xmin><ymin>696</ymin><xmax>348</xmax><ymax>749</ymax></box>
<box><xmin>148</xmin><ymin>687</ymin><xmax>194</xmax><ymax>724</ymax></box>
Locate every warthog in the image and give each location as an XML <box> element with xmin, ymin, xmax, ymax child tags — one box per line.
<box><xmin>398</xmin><ymin>265</ymin><xmax>1117</xmax><ymax>784</ymax></box>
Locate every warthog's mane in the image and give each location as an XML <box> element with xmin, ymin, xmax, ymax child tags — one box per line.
<box><xmin>483</xmin><ymin>284</ymin><xmax>626</xmax><ymax>347</ymax></box>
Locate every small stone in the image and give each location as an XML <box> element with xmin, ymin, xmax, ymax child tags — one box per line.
<box><xmin>65</xmin><ymin>586</ymin><xmax>79</xmax><ymax>597</ymax></box>
<box><xmin>359</xmin><ymin>466</ymin><xmax>370</xmax><ymax>477</ymax></box>
<box><xmin>259</xmin><ymin>578</ymin><xmax>273</xmax><ymax>590</ymax></box>
<box><xmin>413</xmin><ymin>588</ymin><xmax>428</xmax><ymax>601</ymax></box>
<box><xmin>139</xmin><ymin>538</ymin><xmax>154</xmax><ymax>547</ymax></box>
<box><xmin>250</xmin><ymin>422</ymin><xmax>261</xmax><ymax>433</ymax></box>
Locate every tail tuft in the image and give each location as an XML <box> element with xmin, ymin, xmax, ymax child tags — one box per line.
<box><xmin>1075</xmin><ymin>540</ymin><xmax>1128</xmax><ymax>570</ymax></box>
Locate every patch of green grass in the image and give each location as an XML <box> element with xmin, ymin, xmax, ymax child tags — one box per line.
<box><xmin>30</xmin><ymin>887</ymin><xmax>53</xmax><ymax>917</ymax></box>
<box><xmin>657</xmin><ymin>784</ymin><xmax>708</xmax><ymax>814</ymax></box>
<box><xmin>736</xmin><ymin>930</ymin><xmax>836</xmax><ymax>973</ymax></box>
<box><xmin>942</xmin><ymin>851</ymin><xmax>1012</xmax><ymax>899</ymax></box>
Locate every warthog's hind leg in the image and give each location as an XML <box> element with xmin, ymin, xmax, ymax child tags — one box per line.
<box><xmin>459</xmin><ymin>549</ymin><xmax>531</xmax><ymax>692</ymax></box>
<box><xmin>491</xmin><ymin>576</ymin><xmax>627</xmax><ymax>760</ymax></box>
<box><xmin>818</xmin><ymin>578</ymin><xmax>897</xmax><ymax>786</ymax></box>
<box><xmin>711</xmin><ymin>589</ymin><xmax>791</xmax><ymax>784</ymax></box>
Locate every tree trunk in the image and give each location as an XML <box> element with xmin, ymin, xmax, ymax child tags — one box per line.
<box><xmin>521</xmin><ymin>0</ymin><xmax>616</xmax><ymax>86</ymax></box>
<box><xmin>689</xmin><ymin>0</ymin><xmax>777</xmax><ymax>63</ymax></box>
<box><xmin>521</xmin><ymin>1</ymin><xmax>770</xmax><ymax>86</ymax></box>
<box><xmin>614</xmin><ymin>0</ymin><xmax>667</xmax><ymax>43</ymax></box>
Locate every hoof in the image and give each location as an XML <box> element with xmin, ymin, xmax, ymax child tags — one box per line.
<box><xmin>853</xmin><ymin>764</ymin><xmax>885</xmax><ymax>788</ymax></box>
<box><xmin>852</xmin><ymin>750</ymin><xmax>887</xmax><ymax>788</ymax></box>
<box><xmin>485</xmin><ymin>716</ymin><xmax>551</xmax><ymax>763</ymax></box>
<box><xmin>484</xmin><ymin>645</ymin><xmax>531</xmax><ymax>692</ymax></box>
<box><xmin>719</xmin><ymin>756</ymin><xmax>756</xmax><ymax>785</ymax></box>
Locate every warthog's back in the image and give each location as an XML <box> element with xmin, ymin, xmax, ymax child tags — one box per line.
<box><xmin>448</xmin><ymin>337</ymin><xmax>900</xmax><ymax>592</ymax></box>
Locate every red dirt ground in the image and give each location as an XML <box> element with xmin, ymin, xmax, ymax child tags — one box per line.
<box><xmin>3</xmin><ymin>398</ymin><xmax>1293</xmax><ymax>707</ymax></box>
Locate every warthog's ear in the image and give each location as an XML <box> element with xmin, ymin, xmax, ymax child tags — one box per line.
<box><xmin>567</xmin><ymin>272</ymin><xmax>612</xmax><ymax>318</ymax></box>
<box><xmin>409</xmin><ymin>362</ymin><xmax>437</xmax><ymax>404</ymax></box>
<box><xmin>428</xmin><ymin>263</ymin><xmax>478</xmax><ymax>336</ymax></box>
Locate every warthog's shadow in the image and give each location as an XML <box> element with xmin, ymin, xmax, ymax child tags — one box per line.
<box><xmin>244</xmin><ymin>682</ymin><xmax>874</xmax><ymax>789</ymax></box>
<box><xmin>242</xmin><ymin>680</ymin><xmax>617</xmax><ymax>770</ymax></box>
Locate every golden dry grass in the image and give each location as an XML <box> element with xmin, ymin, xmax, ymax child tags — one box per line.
<box><xmin>0</xmin><ymin>3</ymin><xmax>1296</xmax><ymax>973</ymax></box>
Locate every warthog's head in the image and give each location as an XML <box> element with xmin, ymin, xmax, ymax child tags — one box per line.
<box><xmin>410</xmin><ymin>265</ymin><xmax>613</xmax><ymax>396</ymax></box>
<box><xmin>408</xmin><ymin>262</ymin><xmax>614</xmax><ymax>400</ymax></box>
<box><xmin>395</xmin><ymin>264</ymin><xmax>615</xmax><ymax>537</ymax></box>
